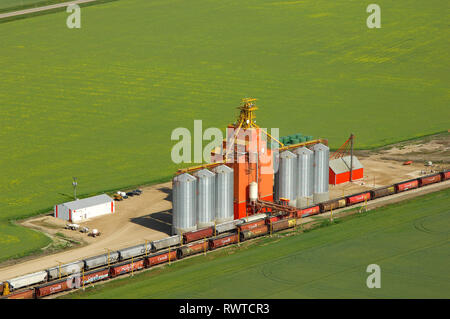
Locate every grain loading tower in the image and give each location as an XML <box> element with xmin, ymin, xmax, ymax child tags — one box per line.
<box><xmin>173</xmin><ymin>98</ymin><xmax>329</xmax><ymax>227</ymax></box>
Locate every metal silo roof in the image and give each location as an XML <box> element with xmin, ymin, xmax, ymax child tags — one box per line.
<box><xmin>342</xmin><ymin>156</ymin><xmax>363</xmax><ymax>170</ymax></box>
<box><xmin>329</xmin><ymin>156</ymin><xmax>363</xmax><ymax>174</ymax></box>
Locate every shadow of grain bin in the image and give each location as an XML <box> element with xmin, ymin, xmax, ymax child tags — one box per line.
<box><xmin>130</xmin><ymin>210</ymin><xmax>172</xmax><ymax>235</ymax></box>
<box><xmin>157</xmin><ymin>186</ymin><xmax>172</xmax><ymax>202</ymax></box>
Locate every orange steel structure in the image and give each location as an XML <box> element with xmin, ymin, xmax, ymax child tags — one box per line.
<box><xmin>175</xmin><ymin>98</ymin><xmax>328</xmax><ymax>220</ymax></box>
<box><xmin>224</xmin><ymin>125</ymin><xmax>274</xmax><ymax>219</ymax></box>
<box><xmin>210</xmin><ymin>98</ymin><xmax>274</xmax><ymax>219</ymax></box>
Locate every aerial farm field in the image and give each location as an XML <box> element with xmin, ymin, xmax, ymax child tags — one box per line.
<box><xmin>0</xmin><ymin>0</ymin><xmax>448</xmax><ymax>261</ymax></box>
<box><xmin>63</xmin><ymin>188</ymin><xmax>450</xmax><ymax>299</ymax></box>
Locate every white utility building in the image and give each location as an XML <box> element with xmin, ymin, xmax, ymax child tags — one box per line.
<box><xmin>54</xmin><ymin>194</ymin><xmax>115</xmax><ymax>222</ymax></box>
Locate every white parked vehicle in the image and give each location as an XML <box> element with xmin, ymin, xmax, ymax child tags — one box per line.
<box><xmin>65</xmin><ymin>223</ymin><xmax>80</xmax><ymax>230</ymax></box>
<box><xmin>89</xmin><ymin>229</ymin><xmax>100</xmax><ymax>237</ymax></box>
<box><xmin>80</xmin><ymin>227</ymin><xmax>89</xmax><ymax>233</ymax></box>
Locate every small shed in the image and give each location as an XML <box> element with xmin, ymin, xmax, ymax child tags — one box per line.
<box><xmin>329</xmin><ymin>156</ymin><xmax>364</xmax><ymax>185</ymax></box>
<box><xmin>54</xmin><ymin>194</ymin><xmax>115</xmax><ymax>222</ymax></box>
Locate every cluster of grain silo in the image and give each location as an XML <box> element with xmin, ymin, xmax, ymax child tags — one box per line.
<box><xmin>274</xmin><ymin>143</ymin><xmax>329</xmax><ymax>207</ymax></box>
<box><xmin>171</xmin><ymin>98</ymin><xmax>333</xmax><ymax>228</ymax></box>
<box><xmin>172</xmin><ymin>165</ymin><xmax>234</xmax><ymax>235</ymax></box>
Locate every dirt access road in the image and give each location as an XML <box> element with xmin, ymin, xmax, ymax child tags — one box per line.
<box><xmin>0</xmin><ymin>134</ymin><xmax>448</xmax><ymax>281</ymax></box>
<box><xmin>0</xmin><ymin>182</ymin><xmax>173</xmax><ymax>281</ymax></box>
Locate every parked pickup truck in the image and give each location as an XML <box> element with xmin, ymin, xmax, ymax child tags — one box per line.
<box><xmin>65</xmin><ymin>223</ymin><xmax>80</xmax><ymax>230</ymax></box>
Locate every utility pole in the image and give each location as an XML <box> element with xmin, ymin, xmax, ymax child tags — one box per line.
<box><xmin>349</xmin><ymin>134</ymin><xmax>354</xmax><ymax>182</ymax></box>
<box><xmin>82</xmin><ymin>268</ymin><xmax>85</xmax><ymax>290</ymax></box>
<box><xmin>72</xmin><ymin>177</ymin><xmax>78</xmax><ymax>200</ymax></box>
<box><xmin>105</xmin><ymin>249</ymin><xmax>111</xmax><ymax>268</ymax></box>
<box><xmin>56</xmin><ymin>261</ymin><xmax>63</xmax><ymax>280</ymax></box>
<box><xmin>168</xmin><ymin>245</ymin><xmax>171</xmax><ymax>265</ymax></box>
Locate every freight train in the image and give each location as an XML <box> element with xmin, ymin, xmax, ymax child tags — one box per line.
<box><xmin>1</xmin><ymin>170</ymin><xmax>448</xmax><ymax>299</ymax></box>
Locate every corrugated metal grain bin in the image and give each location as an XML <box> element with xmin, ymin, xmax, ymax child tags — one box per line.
<box><xmin>213</xmin><ymin>165</ymin><xmax>234</xmax><ymax>223</ymax></box>
<box><xmin>294</xmin><ymin>147</ymin><xmax>314</xmax><ymax>208</ymax></box>
<box><xmin>172</xmin><ymin>173</ymin><xmax>197</xmax><ymax>235</ymax></box>
<box><xmin>194</xmin><ymin>169</ymin><xmax>216</xmax><ymax>228</ymax></box>
<box><xmin>313</xmin><ymin>143</ymin><xmax>329</xmax><ymax>203</ymax></box>
<box><xmin>277</xmin><ymin>150</ymin><xmax>297</xmax><ymax>206</ymax></box>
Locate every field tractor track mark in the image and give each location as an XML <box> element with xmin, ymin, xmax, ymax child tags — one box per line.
<box><xmin>265</xmin><ymin>238</ymin><xmax>450</xmax><ymax>297</ymax></box>
<box><xmin>413</xmin><ymin>211</ymin><xmax>450</xmax><ymax>235</ymax></box>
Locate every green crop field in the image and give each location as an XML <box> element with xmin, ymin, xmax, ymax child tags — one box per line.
<box><xmin>0</xmin><ymin>0</ymin><xmax>45</xmax><ymax>11</ymax></box>
<box><xmin>0</xmin><ymin>1</ymin><xmax>448</xmax><ymax>261</ymax></box>
<box><xmin>0</xmin><ymin>0</ymin><xmax>64</xmax><ymax>13</ymax></box>
<box><xmin>63</xmin><ymin>188</ymin><xmax>450</xmax><ymax>299</ymax></box>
